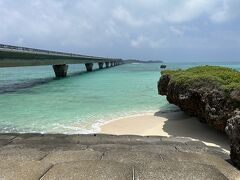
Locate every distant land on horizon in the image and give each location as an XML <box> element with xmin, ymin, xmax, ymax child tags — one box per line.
<box><xmin>124</xmin><ymin>59</ymin><xmax>163</xmax><ymax>64</ymax></box>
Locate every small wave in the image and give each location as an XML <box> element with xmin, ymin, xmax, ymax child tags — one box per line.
<box><xmin>48</xmin><ymin>107</ymin><xmax>181</xmax><ymax>134</ymax></box>
<box><xmin>0</xmin><ymin>107</ymin><xmax>180</xmax><ymax>134</ymax></box>
<box><xmin>51</xmin><ymin>121</ymin><xmax>103</xmax><ymax>134</ymax></box>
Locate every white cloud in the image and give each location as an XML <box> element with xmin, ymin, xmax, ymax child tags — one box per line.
<box><xmin>112</xmin><ymin>6</ymin><xmax>144</xmax><ymax>27</ymax></box>
<box><xmin>131</xmin><ymin>36</ymin><xmax>148</xmax><ymax>48</ymax></box>
<box><xmin>211</xmin><ymin>11</ymin><xmax>229</xmax><ymax>23</ymax></box>
<box><xmin>169</xmin><ymin>26</ymin><xmax>184</xmax><ymax>36</ymax></box>
<box><xmin>130</xmin><ymin>36</ymin><xmax>165</xmax><ymax>49</ymax></box>
<box><xmin>210</xmin><ymin>0</ymin><xmax>240</xmax><ymax>23</ymax></box>
<box><xmin>0</xmin><ymin>0</ymin><xmax>239</xmax><ymax>61</ymax></box>
<box><xmin>149</xmin><ymin>39</ymin><xmax>166</xmax><ymax>49</ymax></box>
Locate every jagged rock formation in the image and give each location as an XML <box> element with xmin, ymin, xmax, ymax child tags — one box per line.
<box><xmin>226</xmin><ymin>111</ymin><xmax>240</xmax><ymax>169</ymax></box>
<box><xmin>158</xmin><ymin>66</ymin><xmax>240</xmax><ymax>168</ymax></box>
<box><xmin>158</xmin><ymin>74</ymin><xmax>236</xmax><ymax>131</ymax></box>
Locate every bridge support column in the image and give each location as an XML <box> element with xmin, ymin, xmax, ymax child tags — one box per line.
<box><xmin>98</xmin><ymin>62</ymin><xmax>104</xmax><ymax>69</ymax></box>
<box><xmin>111</xmin><ymin>62</ymin><xmax>114</xmax><ymax>67</ymax></box>
<box><xmin>53</xmin><ymin>64</ymin><xmax>68</xmax><ymax>78</ymax></box>
<box><xmin>105</xmin><ymin>62</ymin><xmax>110</xmax><ymax>68</ymax></box>
<box><xmin>85</xmin><ymin>63</ymin><xmax>93</xmax><ymax>72</ymax></box>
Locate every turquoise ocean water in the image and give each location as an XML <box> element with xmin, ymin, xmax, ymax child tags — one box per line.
<box><xmin>0</xmin><ymin>62</ymin><xmax>239</xmax><ymax>134</ymax></box>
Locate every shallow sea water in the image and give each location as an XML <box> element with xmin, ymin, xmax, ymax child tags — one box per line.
<box><xmin>0</xmin><ymin>62</ymin><xmax>239</xmax><ymax>133</ymax></box>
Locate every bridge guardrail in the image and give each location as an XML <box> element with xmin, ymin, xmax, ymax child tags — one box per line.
<box><xmin>0</xmin><ymin>44</ymin><xmax>120</xmax><ymax>61</ymax></box>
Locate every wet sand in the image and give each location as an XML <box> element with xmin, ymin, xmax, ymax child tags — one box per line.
<box><xmin>101</xmin><ymin>110</ymin><xmax>230</xmax><ymax>152</ymax></box>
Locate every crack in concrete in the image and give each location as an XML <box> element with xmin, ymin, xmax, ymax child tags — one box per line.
<box><xmin>39</xmin><ymin>153</ymin><xmax>49</xmax><ymax>161</ymax></box>
<box><xmin>39</xmin><ymin>164</ymin><xmax>54</xmax><ymax>180</ymax></box>
<box><xmin>3</xmin><ymin>135</ymin><xmax>19</xmax><ymax>146</ymax></box>
<box><xmin>174</xmin><ymin>146</ymin><xmax>179</xmax><ymax>151</ymax></box>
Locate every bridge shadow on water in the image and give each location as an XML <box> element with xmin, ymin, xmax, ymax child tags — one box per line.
<box><xmin>0</xmin><ymin>68</ymin><xmax>109</xmax><ymax>94</ymax></box>
<box><xmin>0</xmin><ymin>77</ymin><xmax>56</xmax><ymax>94</ymax></box>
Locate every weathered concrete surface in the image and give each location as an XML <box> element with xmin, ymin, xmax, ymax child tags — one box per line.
<box><xmin>102</xmin><ymin>151</ymin><xmax>163</xmax><ymax>166</ymax></box>
<box><xmin>0</xmin><ymin>134</ymin><xmax>239</xmax><ymax>180</ymax></box>
<box><xmin>135</xmin><ymin>161</ymin><xmax>228</xmax><ymax>180</ymax></box>
<box><xmin>42</xmin><ymin>161</ymin><xmax>132</xmax><ymax>180</ymax></box>
<box><xmin>0</xmin><ymin>160</ymin><xmax>50</xmax><ymax>180</ymax></box>
<box><xmin>41</xmin><ymin>150</ymin><xmax>102</xmax><ymax>164</ymax></box>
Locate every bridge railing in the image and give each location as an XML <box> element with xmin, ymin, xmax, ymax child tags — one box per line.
<box><xmin>0</xmin><ymin>44</ymin><xmax>117</xmax><ymax>61</ymax></box>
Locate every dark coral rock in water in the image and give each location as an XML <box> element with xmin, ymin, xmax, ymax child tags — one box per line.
<box><xmin>160</xmin><ymin>65</ymin><xmax>167</xmax><ymax>69</ymax></box>
<box><xmin>158</xmin><ymin>66</ymin><xmax>240</xmax><ymax>168</ymax></box>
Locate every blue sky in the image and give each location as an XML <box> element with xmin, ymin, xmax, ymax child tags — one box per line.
<box><xmin>0</xmin><ymin>0</ymin><xmax>240</xmax><ymax>62</ymax></box>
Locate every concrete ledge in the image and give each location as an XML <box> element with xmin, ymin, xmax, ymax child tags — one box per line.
<box><xmin>0</xmin><ymin>134</ymin><xmax>239</xmax><ymax>179</ymax></box>
<box><xmin>0</xmin><ymin>160</ymin><xmax>51</xmax><ymax>180</ymax></box>
<box><xmin>42</xmin><ymin>161</ymin><xmax>132</xmax><ymax>180</ymax></box>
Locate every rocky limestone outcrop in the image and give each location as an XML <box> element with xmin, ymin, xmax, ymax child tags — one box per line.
<box><xmin>158</xmin><ymin>73</ymin><xmax>240</xmax><ymax>168</ymax></box>
<box><xmin>226</xmin><ymin>110</ymin><xmax>240</xmax><ymax>169</ymax></box>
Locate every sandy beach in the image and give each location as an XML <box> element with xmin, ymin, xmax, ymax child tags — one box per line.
<box><xmin>101</xmin><ymin>110</ymin><xmax>230</xmax><ymax>152</ymax></box>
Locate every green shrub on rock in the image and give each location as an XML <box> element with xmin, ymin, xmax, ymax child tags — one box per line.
<box><xmin>162</xmin><ymin>66</ymin><xmax>240</xmax><ymax>92</ymax></box>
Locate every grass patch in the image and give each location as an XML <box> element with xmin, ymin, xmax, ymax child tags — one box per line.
<box><xmin>162</xmin><ymin>66</ymin><xmax>240</xmax><ymax>91</ymax></box>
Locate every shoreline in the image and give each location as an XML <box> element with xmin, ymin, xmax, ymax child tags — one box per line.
<box><xmin>100</xmin><ymin>110</ymin><xmax>230</xmax><ymax>153</ymax></box>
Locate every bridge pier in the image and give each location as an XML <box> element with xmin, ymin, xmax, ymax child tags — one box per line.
<box><xmin>105</xmin><ymin>62</ymin><xmax>110</xmax><ymax>68</ymax></box>
<box><xmin>85</xmin><ymin>63</ymin><xmax>93</xmax><ymax>72</ymax></box>
<box><xmin>53</xmin><ymin>64</ymin><xmax>68</xmax><ymax>78</ymax></box>
<box><xmin>98</xmin><ymin>62</ymin><xmax>104</xmax><ymax>69</ymax></box>
<box><xmin>111</xmin><ymin>62</ymin><xmax>114</xmax><ymax>67</ymax></box>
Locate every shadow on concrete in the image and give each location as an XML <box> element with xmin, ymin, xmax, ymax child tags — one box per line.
<box><xmin>154</xmin><ymin>110</ymin><xmax>230</xmax><ymax>151</ymax></box>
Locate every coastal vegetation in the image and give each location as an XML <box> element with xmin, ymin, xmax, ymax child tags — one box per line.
<box><xmin>161</xmin><ymin>66</ymin><xmax>240</xmax><ymax>91</ymax></box>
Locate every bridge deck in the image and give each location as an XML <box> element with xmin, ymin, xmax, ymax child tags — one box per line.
<box><xmin>0</xmin><ymin>44</ymin><xmax>122</xmax><ymax>67</ymax></box>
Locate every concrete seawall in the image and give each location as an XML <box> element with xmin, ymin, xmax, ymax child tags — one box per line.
<box><xmin>0</xmin><ymin>133</ymin><xmax>239</xmax><ymax>179</ymax></box>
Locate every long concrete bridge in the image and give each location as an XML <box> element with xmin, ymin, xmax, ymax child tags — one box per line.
<box><xmin>0</xmin><ymin>44</ymin><xmax>124</xmax><ymax>77</ymax></box>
